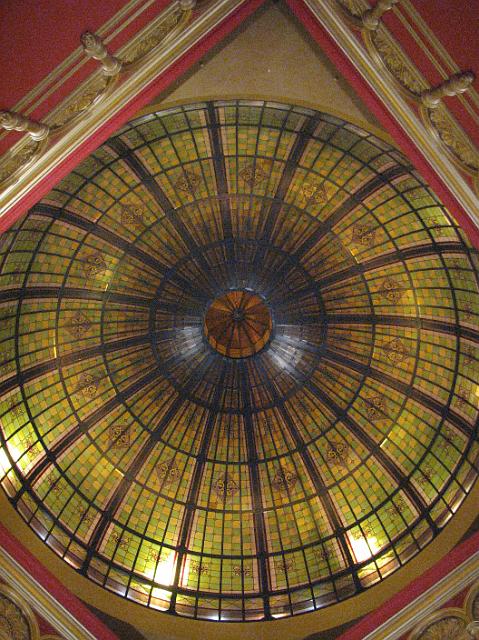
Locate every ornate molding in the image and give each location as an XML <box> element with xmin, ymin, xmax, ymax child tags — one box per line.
<box><xmin>320</xmin><ymin>0</ymin><xmax>479</xmax><ymax>206</ymax></box>
<box><xmin>357</xmin><ymin>529</ymin><xmax>479</xmax><ymax>638</ymax></box>
<box><xmin>421</xmin><ymin>72</ymin><xmax>475</xmax><ymax>109</ymax></box>
<box><xmin>363</xmin><ymin>26</ymin><xmax>428</xmax><ymax>97</ymax></box>
<box><xmin>0</xmin><ymin>547</ymin><xmax>100</xmax><ymax>640</ymax></box>
<box><xmin>362</xmin><ymin>0</ymin><xmax>398</xmax><ymax>31</ymax></box>
<box><xmin>119</xmin><ymin>5</ymin><xmax>189</xmax><ymax>66</ymax></box>
<box><xmin>421</xmin><ymin>104</ymin><xmax>479</xmax><ymax>176</ymax></box>
<box><xmin>0</xmin><ymin>0</ymin><xmax>238</xmax><ymax>213</ymax></box>
<box><xmin>336</xmin><ymin>0</ymin><xmax>369</xmax><ymax>25</ymax></box>
<box><xmin>465</xmin><ymin>581</ymin><xmax>479</xmax><ymax>624</ymax></box>
<box><xmin>408</xmin><ymin>580</ymin><xmax>479</xmax><ymax>639</ymax></box>
<box><xmin>332</xmin><ymin>0</ymin><xmax>479</xmax><ymax>194</ymax></box>
<box><xmin>0</xmin><ymin>1</ymin><xmax>195</xmax><ymax>190</ymax></box>
<box><xmin>0</xmin><ymin>140</ymin><xmax>42</xmax><ymax>189</ymax></box>
<box><xmin>49</xmin><ymin>76</ymin><xmax>110</xmax><ymax>129</ymax></box>
<box><xmin>0</xmin><ymin>583</ymin><xmax>40</xmax><ymax>640</ymax></box>
<box><xmin>0</xmin><ymin>112</ymin><xmax>50</xmax><ymax>141</ymax></box>
<box><xmin>408</xmin><ymin>607</ymin><xmax>468</xmax><ymax>640</ymax></box>
<box><xmin>465</xmin><ymin>622</ymin><xmax>479</xmax><ymax>639</ymax></box>
<box><xmin>81</xmin><ymin>32</ymin><xmax>122</xmax><ymax>77</ymax></box>
<box><xmin>0</xmin><ymin>585</ymin><xmax>64</xmax><ymax>640</ymax></box>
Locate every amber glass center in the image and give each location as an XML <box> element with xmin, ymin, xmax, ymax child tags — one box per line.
<box><xmin>204</xmin><ymin>290</ymin><xmax>272</xmax><ymax>358</ymax></box>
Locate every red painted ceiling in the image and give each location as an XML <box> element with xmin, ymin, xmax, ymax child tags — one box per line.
<box><xmin>0</xmin><ymin>0</ymin><xmax>170</xmax><ymax>154</ymax></box>
<box><xmin>383</xmin><ymin>1</ymin><xmax>479</xmax><ymax>148</ymax></box>
<box><xmin>0</xmin><ymin>0</ymin><xmax>477</xmax><ymax>155</ymax></box>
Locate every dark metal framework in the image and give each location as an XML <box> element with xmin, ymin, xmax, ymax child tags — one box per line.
<box><xmin>0</xmin><ymin>100</ymin><xmax>478</xmax><ymax>622</ymax></box>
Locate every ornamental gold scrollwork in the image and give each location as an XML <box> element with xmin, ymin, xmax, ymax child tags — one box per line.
<box><xmin>333</xmin><ymin>0</ymin><xmax>479</xmax><ymax>190</ymax></box>
<box><xmin>420</xmin><ymin>104</ymin><xmax>479</xmax><ymax>176</ymax></box>
<box><xmin>120</xmin><ymin>2</ymin><xmax>194</xmax><ymax>66</ymax></box>
<box><xmin>408</xmin><ymin>608</ymin><xmax>468</xmax><ymax>640</ymax></box>
<box><xmin>49</xmin><ymin>31</ymin><xmax>120</xmax><ymax>130</ymax></box>
<box><xmin>0</xmin><ymin>2</ymin><xmax>196</xmax><ymax>191</ymax></box>
<box><xmin>50</xmin><ymin>76</ymin><xmax>110</xmax><ymax>129</ymax></box>
<box><xmin>409</xmin><ymin>580</ymin><xmax>479</xmax><ymax>640</ymax></box>
<box><xmin>465</xmin><ymin>623</ymin><xmax>479</xmax><ymax>640</ymax></box>
<box><xmin>465</xmin><ymin>581</ymin><xmax>479</xmax><ymax>628</ymax></box>
<box><xmin>0</xmin><ymin>112</ymin><xmax>48</xmax><ymax>188</ymax></box>
<box><xmin>0</xmin><ymin>140</ymin><xmax>41</xmax><ymax>188</ymax></box>
<box><xmin>364</xmin><ymin>26</ymin><xmax>428</xmax><ymax>97</ymax></box>
<box><xmin>0</xmin><ymin>584</ymin><xmax>40</xmax><ymax>640</ymax></box>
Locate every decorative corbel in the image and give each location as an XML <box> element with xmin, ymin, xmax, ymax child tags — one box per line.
<box><xmin>465</xmin><ymin>621</ymin><xmax>479</xmax><ymax>639</ymax></box>
<box><xmin>362</xmin><ymin>0</ymin><xmax>399</xmax><ymax>30</ymax></box>
<box><xmin>81</xmin><ymin>32</ymin><xmax>122</xmax><ymax>76</ymax></box>
<box><xmin>421</xmin><ymin>72</ymin><xmax>476</xmax><ymax>109</ymax></box>
<box><xmin>0</xmin><ymin>110</ymin><xmax>50</xmax><ymax>140</ymax></box>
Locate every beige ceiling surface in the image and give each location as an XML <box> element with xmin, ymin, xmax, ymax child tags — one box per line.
<box><xmin>157</xmin><ymin>2</ymin><xmax>383</xmax><ymax>133</ymax></box>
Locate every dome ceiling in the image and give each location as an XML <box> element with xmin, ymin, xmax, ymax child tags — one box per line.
<box><xmin>0</xmin><ymin>100</ymin><xmax>478</xmax><ymax>622</ymax></box>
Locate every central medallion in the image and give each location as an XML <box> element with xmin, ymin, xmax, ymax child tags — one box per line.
<box><xmin>204</xmin><ymin>290</ymin><xmax>272</xmax><ymax>358</ymax></box>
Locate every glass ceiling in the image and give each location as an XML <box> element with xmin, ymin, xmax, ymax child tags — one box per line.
<box><xmin>0</xmin><ymin>100</ymin><xmax>478</xmax><ymax>622</ymax></box>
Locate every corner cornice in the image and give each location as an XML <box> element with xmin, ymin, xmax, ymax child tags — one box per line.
<box><xmin>0</xmin><ymin>546</ymin><xmax>103</xmax><ymax>640</ymax></box>
<box><xmin>0</xmin><ymin>0</ymin><xmax>260</xmax><ymax>228</ymax></box>
<box><xmin>303</xmin><ymin>0</ymin><xmax>479</xmax><ymax>231</ymax></box>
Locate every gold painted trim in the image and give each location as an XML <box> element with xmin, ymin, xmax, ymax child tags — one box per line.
<box><xmin>0</xmin><ymin>548</ymin><xmax>99</xmax><ymax>640</ymax></box>
<box><xmin>0</xmin><ymin>0</ymin><xmax>158</xmax><ymax>125</ymax></box>
<box><xmin>0</xmin><ymin>1</ymin><xmax>192</xmax><ymax>190</ymax></box>
<box><xmin>0</xmin><ymin>0</ymin><xmax>251</xmax><ymax>220</ymax></box>
<box><xmin>331</xmin><ymin>0</ymin><xmax>479</xmax><ymax>188</ymax></box>
<box><xmin>362</xmin><ymin>26</ymin><xmax>427</xmax><ymax>100</ymax></box>
<box><xmin>465</xmin><ymin>581</ymin><xmax>479</xmax><ymax>622</ymax></box>
<box><xmin>119</xmin><ymin>2</ymin><xmax>192</xmax><ymax>67</ymax></box>
<box><xmin>362</xmin><ymin>555</ymin><xmax>479</xmax><ymax>640</ymax></box>
<box><xmin>396</xmin><ymin>2</ymin><xmax>479</xmax><ymax>128</ymax></box>
<box><xmin>0</xmin><ymin>583</ymin><xmax>40</xmax><ymax>640</ymax></box>
<box><xmin>420</xmin><ymin>103</ymin><xmax>479</xmax><ymax>177</ymax></box>
<box><xmin>0</xmin><ymin>139</ymin><xmax>46</xmax><ymax>189</ymax></box>
<box><xmin>408</xmin><ymin>607</ymin><xmax>469</xmax><ymax>640</ymax></box>
<box><xmin>400</xmin><ymin>0</ymin><xmax>479</xmax><ymax>110</ymax></box>
<box><xmin>305</xmin><ymin>0</ymin><xmax>479</xmax><ymax>228</ymax></box>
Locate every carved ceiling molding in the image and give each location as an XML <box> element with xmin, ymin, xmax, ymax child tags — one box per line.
<box><xmin>408</xmin><ymin>608</ymin><xmax>469</xmax><ymax>640</ymax></box>
<box><xmin>329</xmin><ymin>0</ymin><xmax>479</xmax><ymax>191</ymax></box>
<box><xmin>0</xmin><ymin>547</ymin><xmax>99</xmax><ymax>640</ymax></box>
<box><xmin>408</xmin><ymin>580</ymin><xmax>479</xmax><ymax>640</ymax></box>
<box><xmin>0</xmin><ymin>0</ymin><xmax>250</xmax><ymax>222</ymax></box>
<box><xmin>0</xmin><ymin>1</ymin><xmax>193</xmax><ymax>189</ymax></box>
<box><xmin>0</xmin><ymin>0</ymin><xmax>166</xmax><ymax>132</ymax></box>
<box><xmin>0</xmin><ymin>0</ymin><xmax>192</xmax><ymax>190</ymax></box>
<box><xmin>0</xmin><ymin>583</ymin><xmax>63</xmax><ymax>640</ymax></box>
<box><xmin>357</xmin><ymin>550</ymin><xmax>479</xmax><ymax>640</ymax></box>
<box><xmin>466</xmin><ymin>583</ymin><xmax>479</xmax><ymax>628</ymax></box>
<box><xmin>0</xmin><ymin>0</ymin><xmax>478</xmax><ymax>228</ymax></box>
<box><xmin>303</xmin><ymin>0</ymin><xmax>479</xmax><ymax>232</ymax></box>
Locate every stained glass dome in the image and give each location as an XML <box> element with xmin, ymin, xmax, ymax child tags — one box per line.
<box><xmin>0</xmin><ymin>100</ymin><xmax>478</xmax><ymax>622</ymax></box>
